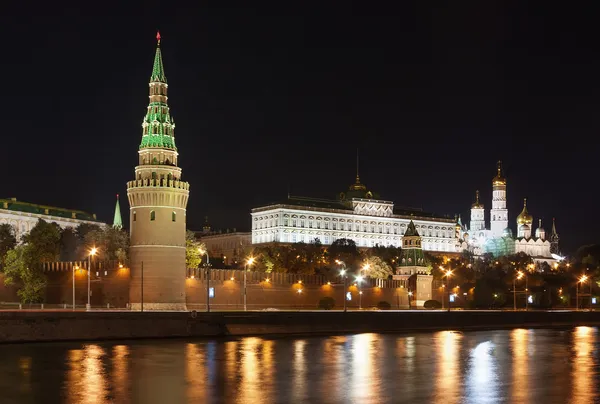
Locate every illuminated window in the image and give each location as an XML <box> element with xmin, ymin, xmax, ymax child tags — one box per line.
<box><xmin>150</xmin><ymin>211</ymin><xmax>156</xmax><ymax>221</ymax></box>
<box><xmin>133</xmin><ymin>211</ymin><xmax>137</xmax><ymax>222</ymax></box>
<box><xmin>172</xmin><ymin>211</ymin><xmax>176</xmax><ymax>222</ymax></box>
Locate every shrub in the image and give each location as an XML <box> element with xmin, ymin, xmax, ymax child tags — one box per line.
<box><xmin>423</xmin><ymin>300</ymin><xmax>442</xmax><ymax>309</ymax></box>
<box><xmin>377</xmin><ymin>301</ymin><xmax>391</xmax><ymax>310</ymax></box>
<box><xmin>318</xmin><ymin>296</ymin><xmax>336</xmax><ymax>310</ymax></box>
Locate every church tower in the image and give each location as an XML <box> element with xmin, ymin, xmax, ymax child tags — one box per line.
<box><xmin>126</xmin><ymin>33</ymin><xmax>190</xmax><ymax>310</ymax></box>
<box><xmin>394</xmin><ymin>220</ymin><xmax>432</xmax><ymax>307</ymax></box>
<box><xmin>470</xmin><ymin>190</ymin><xmax>485</xmax><ymax>232</ymax></box>
<box><xmin>550</xmin><ymin>218</ymin><xmax>560</xmax><ymax>254</ymax></box>
<box><xmin>516</xmin><ymin>198</ymin><xmax>533</xmax><ymax>239</ymax></box>
<box><xmin>490</xmin><ymin>161</ymin><xmax>508</xmax><ymax>238</ymax></box>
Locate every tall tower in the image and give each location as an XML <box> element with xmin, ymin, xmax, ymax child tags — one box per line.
<box><xmin>516</xmin><ymin>198</ymin><xmax>533</xmax><ymax>239</ymax></box>
<box><xmin>490</xmin><ymin>161</ymin><xmax>508</xmax><ymax>238</ymax></box>
<box><xmin>126</xmin><ymin>32</ymin><xmax>190</xmax><ymax>310</ymax></box>
<box><xmin>470</xmin><ymin>190</ymin><xmax>485</xmax><ymax>232</ymax></box>
<box><xmin>550</xmin><ymin>218</ymin><xmax>560</xmax><ymax>254</ymax></box>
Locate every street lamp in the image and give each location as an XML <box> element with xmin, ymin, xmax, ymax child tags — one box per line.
<box><xmin>199</xmin><ymin>247</ymin><xmax>211</xmax><ymax>312</ymax></box>
<box><xmin>356</xmin><ymin>275</ymin><xmax>364</xmax><ymax>309</ymax></box>
<box><xmin>244</xmin><ymin>257</ymin><xmax>255</xmax><ymax>311</ymax></box>
<box><xmin>336</xmin><ymin>260</ymin><xmax>347</xmax><ymax>312</ymax></box>
<box><xmin>86</xmin><ymin>247</ymin><xmax>97</xmax><ymax>311</ymax></box>
<box><xmin>73</xmin><ymin>265</ymin><xmax>78</xmax><ymax>311</ymax></box>
<box><xmin>513</xmin><ymin>270</ymin><xmax>524</xmax><ymax>311</ymax></box>
<box><xmin>577</xmin><ymin>275</ymin><xmax>588</xmax><ymax>311</ymax></box>
<box><xmin>444</xmin><ymin>269</ymin><xmax>453</xmax><ymax>312</ymax></box>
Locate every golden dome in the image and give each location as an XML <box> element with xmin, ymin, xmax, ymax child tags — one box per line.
<box><xmin>516</xmin><ymin>198</ymin><xmax>533</xmax><ymax>225</ymax></box>
<box><xmin>349</xmin><ymin>175</ymin><xmax>367</xmax><ymax>192</ymax></box>
<box><xmin>471</xmin><ymin>190</ymin><xmax>484</xmax><ymax>209</ymax></box>
<box><xmin>492</xmin><ymin>160</ymin><xmax>506</xmax><ymax>185</ymax></box>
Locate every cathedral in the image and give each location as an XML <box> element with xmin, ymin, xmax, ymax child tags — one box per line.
<box><xmin>457</xmin><ymin>161</ymin><xmax>560</xmax><ymax>266</ymax></box>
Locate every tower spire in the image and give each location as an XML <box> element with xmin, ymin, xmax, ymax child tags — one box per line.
<box><xmin>151</xmin><ymin>31</ymin><xmax>166</xmax><ymax>83</ymax></box>
<box><xmin>113</xmin><ymin>194</ymin><xmax>123</xmax><ymax>229</ymax></box>
<box><xmin>356</xmin><ymin>148</ymin><xmax>360</xmax><ymax>183</ymax></box>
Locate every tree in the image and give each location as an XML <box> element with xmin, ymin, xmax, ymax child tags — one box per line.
<box><xmin>22</xmin><ymin>219</ymin><xmax>62</xmax><ymax>263</ymax></box>
<box><xmin>80</xmin><ymin>225</ymin><xmax>129</xmax><ymax>263</ymax></box>
<box><xmin>364</xmin><ymin>256</ymin><xmax>393</xmax><ymax>279</ymax></box>
<box><xmin>327</xmin><ymin>238</ymin><xmax>362</xmax><ymax>270</ymax></box>
<box><xmin>60</xmin><ymin>227</ymin><xmax>79</xmax><ymax>261</ymax></box>
<box><xmin>186</xmin><ymin>230</ymin><xmax>203</xmax><ymax>269</ymax></box>
<box><xmin>0</xmin><ymin>223</ymin><xmax>17</xmax><ymax>269</ymax></box>
<box><xmin>3</xmin><ymin>245</ymin><xmax>47</xmax><ymax>303</ymax></box>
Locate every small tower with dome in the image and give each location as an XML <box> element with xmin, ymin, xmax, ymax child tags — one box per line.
<box><xmin>393</xmin><ymin>220</ymin><xmax>433</xmax><ymax>307</ymax></box>
<box><xmin>516</xmin><ymin>198</ymin><xmax>533</xmax><ymax>239</ymax></box>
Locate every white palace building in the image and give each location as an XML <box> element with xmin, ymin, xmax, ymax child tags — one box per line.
<box><xmin>251</xmin><ymin>162</ymin><xmax>561</xmax><ymax>265</ymax></box>
<box><xmin>251</xmin><ymin>173</ymin><xmax>458</xmax><ymax>253</ymax></box>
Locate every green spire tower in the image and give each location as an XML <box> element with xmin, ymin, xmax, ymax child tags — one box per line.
<box><xmin>113</xmin><ymin>194</ymin><xmax>123</xmax><ymax>229</ymax></box>
<box><xmin>399</xmin><ymin>220</ymin><xmax>426</xmax><ymax>270</ymax></box>
<box><xmin>127</xmin><ymin>32</ymin><xmax>191</xmax><ymax>311</ymax></box>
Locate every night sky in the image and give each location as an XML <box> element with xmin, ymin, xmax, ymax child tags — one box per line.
<box><xmin>1</xmin><ymin>3</ymin><xmax>598</xmax><ymax>254</ymax></box>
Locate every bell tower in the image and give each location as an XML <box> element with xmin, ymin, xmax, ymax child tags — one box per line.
<box><xmin>490</xmin><ymin>161</ymin><xmax>508</xmax><ymax>238</ymax></box>
<box><xmin>127</xmin><ymin>32</ymin><xmax>190</xmax><ymax>310</ymax></box>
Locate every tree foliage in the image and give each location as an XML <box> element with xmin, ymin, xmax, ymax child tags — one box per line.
<box><xmin>3</xmin><ymin>245</ymin><xmax>47</xmax><ymax>303</ymax></box>
<box><xmin>363</xmin><ymin>256</ymin><xmax>394</xmax><ymax>279</ymax></box>
<box><xmin>186</xmin><ymin>230</ymin><xmax>204</xmax><ymax>269</ymax></box>
<box><xmin>326</xmin><ymin>238</ymin><xmax>361</xmax><ymax>271</ymax></box>
<box><xmin>0</xmin><ymin>223</ymin><xmax>17</xmax><ymax>269</ymax></box>
<box><xmin>78</xmin><ymin>224</ymin><xmax>129</xmax><ymax>263</ymax></box>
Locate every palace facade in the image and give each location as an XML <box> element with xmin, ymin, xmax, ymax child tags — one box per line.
<box><xmin>251</xmin><ymin>174</ymin><xmax>458</xmax><ymax>253</ymax></box>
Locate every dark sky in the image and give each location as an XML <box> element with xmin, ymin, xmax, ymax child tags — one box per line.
<box><xmin>1</xmin><ymin>2</ymin><xmax>598</xmax><ymax>254</ymax></box>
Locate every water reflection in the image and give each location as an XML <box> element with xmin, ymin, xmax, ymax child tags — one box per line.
<box><xmin>572</xmin><ymin>326</ymin><xmax>597</xmax><ymax>402</ymax></box>
<box><xmin>466</xmin><ymin>340</ymin><xmax>498</xmax><ymax>403</ymax></box>
<box><xmin>510</xmin><ymin>329</ymin><xmax>529</xmax><ymax>403</ymax></box>
<box><xmin>111</xmin><ymin>345</ymin><xmax>129</xmax><ymax>403</ymax></box>
<box><xmin>66</xmin><ymin>345</ymin><xmax>108</xmax><ymax>404</ymax></box>
<box><xmin>434</xmin><ymin>331</ymin><xmax>462</xmax><ymax>404</ymax></box>
<box><xmin>350</xmin><ymin>333</ymin><xmax>377</xmax><ymax>403</ymax></box>
<box><xmin>0</xmin><ymin>328</ymin><xmax>598</xmax><ymax>403</ymax></box>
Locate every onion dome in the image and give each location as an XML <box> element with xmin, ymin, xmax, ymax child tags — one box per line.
<box><xmin>503</xmin><ymin>227</ymin><xmax>513</xmax><ymax>238</ymax></box>
<box><xmin>471</xmin><ymin>190</ymin><xmax>484</xmax><ymax>209</ymax></box>
<box><xmin>518</xmin><ymin>224</ymin><xmax>530</xmax><ymax>235</ymax></box>
<box><xmin>516</xmin><ymin>198</ymin><xmax>533</xmax><ymax>225</ymax></box>
<box><xmin>492</xmin><ymin>160</ymin><xmax>506</xmax><ymax>186</ymax></box>
<box><xmin>535</xmin><ymin>219</ymin><xmax>546</xmax><ymax>240</ymax></box>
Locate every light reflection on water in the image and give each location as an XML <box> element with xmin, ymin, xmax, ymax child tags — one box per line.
<box><xmin>0</xmin><ymin>327</ymin><xmax>597</xmax><ymax>404</ymax></box>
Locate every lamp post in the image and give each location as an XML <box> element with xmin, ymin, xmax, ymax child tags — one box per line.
<box><xmin>356</xmin><ymin>275</ymin><xmax>364</xmax><ymax>309</ymax></box>
<box><xmin>86</xmin><ymin>247</ymin><xmax>97</xmax><ymax>311</ymax></box>
<box><xmin>244</xmin><ymin>257</ymin><xmax>255</xmax><ymax>311</ymax></box>
<box><xmin>336</xmin><ymin>260</ymin><xmax>347</xmax><ymax>312</ymax></box>
<box><xmin>73</xmin><ymin>265</ymin><xmax>78</xmax><ymax>311</ymax></box>
<box><xmin>577</xmin><ymin>275</ymin><xmax>588</xmax><ymax>311</ymax></box>
<box><xmin>445</xmin><ymin>269</ymin><xmax>453</xmax><ymax>312</ymax></box>
<box><xmin>514</xmin><ymin>270</ymin><xmax>524</xmax><ymax>311</ymax></box>
<box><xmin>441</xmin><ymin>284</ymin><xmax>445</xmax><ymax>310</ymax></box>
<box><xmin>199</xmin><ymin>248</ymin><xmax>211</xmax><ymax>312</ymax></box>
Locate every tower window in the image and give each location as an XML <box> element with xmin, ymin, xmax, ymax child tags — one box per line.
<box><xmin>172</xmin><ymin>211</ymin><xmax>176</xmax><ymax>222</ymax></box>
<box><xmin>150</xmin><ymin>211</ymin><xmax>156</xmax><ymax>221</ymax></box>
<box><xmin>133</xmin><ymin>211</ymin><xmax>137</xmax><ymax>222</ymax></box>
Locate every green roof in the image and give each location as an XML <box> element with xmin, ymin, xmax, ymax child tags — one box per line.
<box><xmin>113</xmin><ymin>195</ymin><xmax>123</xmax><ymax>228</ymax></box>
<box><xmin>0</xmin><ymin>198</ymin><xmax>98</xmax><ymax>222</ymax></box>
<box><xmin>151</xmin><ymin>42</ymin><xmax>166</xmax><ymax>83</ymax></box>
<box><xmin>404</xmin><ymin>220</ymin><xmax>419</xmax><ymax>236</ymax></box>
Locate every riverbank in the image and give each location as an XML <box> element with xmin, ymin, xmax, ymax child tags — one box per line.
<box><xmin>1</xmin><ymin>310</ymin><xmax>598</xmax><ymax>343</ymax></box>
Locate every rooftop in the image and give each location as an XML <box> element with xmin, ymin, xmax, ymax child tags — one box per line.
<box><xmin>253</xmin><ymin>196</ymin><xmax>453</xmax><ymax>222</ymax></box>
<box><xmin>0</xmin><ymin>198</ymin><xmax>98</xmax><ymax>222</ymax></box>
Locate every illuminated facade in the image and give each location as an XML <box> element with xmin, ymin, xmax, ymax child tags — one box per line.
<box><xmin>0</xmin><ymin>197</ymin><xmax>100</xmax><ymax>239</ymax></box>
<box><xmin>251</xmin><ymin>173</ymin><xmax>458</xmax><ymax>253</ymax></box>
<box><xmin>127</xmin><ymin>33</ymin><xmax>190</xmax><ymax>310</ymax></box>
<box><xmin>458</xmin><ymin>162</ymin><xmax>558</xmax><ymax>265</ymax></box>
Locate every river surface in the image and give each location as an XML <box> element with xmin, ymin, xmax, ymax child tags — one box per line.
<box><xmin>0</xmin><ymin>327</ymin><xmax>598</xmax><ymax>403</ymax></box>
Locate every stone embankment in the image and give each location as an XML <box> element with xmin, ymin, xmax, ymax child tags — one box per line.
<box><xmin>0</xmin><ymin>310</ymin><xmax>598</xmax><ymax>343</ymax></box>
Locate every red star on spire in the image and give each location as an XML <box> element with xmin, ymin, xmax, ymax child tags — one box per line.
<box><xmin>156</xmin><ymin>31</ymin><xmax>161</xmax><ymax>44</ymax></box>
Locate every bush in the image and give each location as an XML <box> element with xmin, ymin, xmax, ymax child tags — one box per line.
<box><xmin>377</xmin><ymin>301</ymin><xmax>391</xmax><ymax>310</ymax></box>
<box><xmin>423</xmin><ymin>300</ymin><xmax>442</xmax><ymax>309</ymax></box>
<box><xmin>318</xmin><ymin>296</ymin><xmax>336</xmax><ymax>310</ymax></box>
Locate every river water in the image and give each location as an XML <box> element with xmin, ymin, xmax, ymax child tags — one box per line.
<box><xmin>0</xmin><ymin>327</ymin><xmax>597</xmax><ymax>403</ymax></box>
